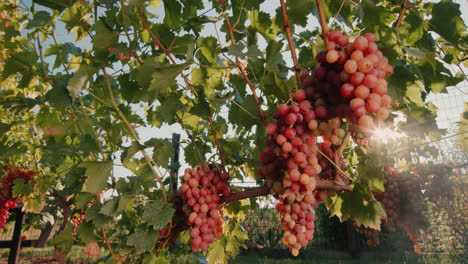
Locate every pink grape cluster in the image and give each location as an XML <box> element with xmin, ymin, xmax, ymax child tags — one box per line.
<box><xmin>261</xmin><ymin>95</ymin><xmax>338</xmax><ymax>256</ymax></box>
<box><xmin>0</xmin><ymin>166</ymin><xmax>35</xmax><ymax>231</ymax></box>
<box><xmin>301</xmin><ymin>30</ymin><xmax>393</xmax><ymax>141</ymax></box>
<box><xmin>181</xmin><ymin>164</ymin><xmax>230</xmax><ymax>252</ymax></box>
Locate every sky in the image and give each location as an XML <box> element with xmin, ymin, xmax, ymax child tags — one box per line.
<box><xmin>20</xmin><ymin>0</ymin><xmax>468</xmax><ymax>187</ymax></box>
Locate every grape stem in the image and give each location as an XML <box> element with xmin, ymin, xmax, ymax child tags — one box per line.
<box><xmin>208</xmin><ymin>116</ymin><xmax>227</xmax><ymax>173</ymax></box>
<box><xmin>317</xmin><ymin>148</ymin><xmax>352</xmax><ymax>181</ymax></box>
<box><xmin>395</xmin><ymin>0</ymin><xmax>409</xmax><ymax>29</ymax></box>
<box><xmin>137</xmin><ymin>7</ymin><xmax>197</xmax><ymax>95</ymax></box>
<box><xmin>224</xmin><ymin>13</ymin><xmax>266</xmax><ymax>124</ymax></box>
<box><xmin>222</xmin><ymin>182</ymin><xmax>352</xmax><ymax>204</ymax></box>
<box><xmin>279</xmin><ymin>0</ymin><xmax>302</xmax><ymax>89</ymax></box>
<box><xmin>315</xmin><ymin>0</ymin><xmax>329</xmax><ymax>45</ymax></box>
<box><xmin>334</xmin><ymin>132</ymin><xmax>352</xmax><ymax>182</ymax></box>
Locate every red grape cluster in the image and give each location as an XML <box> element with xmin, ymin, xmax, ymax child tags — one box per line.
<box><xmin>261</xmin><ymin>97</ymin><xmax>332</xmax><ymax>256</ymax></box>
<box><xmin>301</xmin><ymin>30</ymin><xmax>393</xmax><ymax>140</ymax></box>
<box><xmin>355</xmin><ymin>225</ymin><xmax>380</xmax><ymax>246</ymax></box>
<box><xmin>181</xmin><ymin>164</ymin><xmax>230</xmax><ymax>252</ymax></box>
<box><xmin>72</xmin><ymin>213</ymin><xmax>86</xmax><ymax>236</ymax></box>
<box><xmin>377</xmin><ymin>166</ymin><xmax>401</xmax><ymax>232</ymax></box>
<box><xmin>0</xmin><ymin>166</ymin><xmax>35</xmax><ymax>231</ymax></box>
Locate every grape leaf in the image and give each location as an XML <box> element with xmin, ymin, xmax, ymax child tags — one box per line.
<box><xmin>46</xmin><ymin>75</ymin><xmax>72</xmax><ymax>110</ymax></box>
<box><xmin>327</xmin><ymin>183</ymin><xmax>386</xmax><ymax>230</ymax></box>
<box><xmin>81</xmin><ymin>161</ymin><xmax>113</xmax><ymax>194</ymax></box>
<box><xmin>75</xmin><ymin>192</ymin><xmax>96</xmax><ymax>210</ymax></box>
<box><xmin>286</xmin><ymin>0</ymin><xmax>313</xmax><ymax>27</ymax></box>
<box><xmin>361</xmin><ymin>1</ymin><xmax>395</xmax><ymax>34</ymax></box>
<box><xmin>142</xmin><ymin>201</ymin><xmax>175</xmax><ymax>229</ymax></box>
<box><xmin>429</xmin><ymin>0</ymin><xmax>467</xmax><ymax>49</ymax></box>
<box><xmin>355</xmin><ymin>149</ymin><xmax>384</xmax><ymax>192</ymax></box>
<box><xmin>49</xmin><ymin>225</ymin><xmax>75</xmax><ymax>253</ymax></box>
<box><xmin>77</xmin><ymin>222</ymin><xmax>99</xmax><ymax>244</ymax></box>
<box><xmin>207</xmin><ymin>239</ymin><xmax>228</xmax><ymax>264</ymax></box>
<box><xmin>162</xmin><ymin>0</ymin><xmax>182</xmax><ymax>29</ymax></box>
<box><xmin>67</xmin><ymin>64</ymin><xmax>97</xmax><ymax>98</ymax></box>
<box><xmin>127</xmin><ymin>229</ymin><xmax>158</xmax><ymax>253</ymax></box>
<box><xmin>28</xmin><ymin>11</ymin><xmax>52</xmax><ymax>27</ymax></box>
<box><xmin>99</xmin><ymin>197</ymin><xmax>119</xmax><ymax>216</ymax></box>
<box><xmin>228</xmin><ymin>95</ymin><xmax>261</xmax><ymax>128</ymax></box>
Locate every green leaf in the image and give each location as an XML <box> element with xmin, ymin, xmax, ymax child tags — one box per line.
<box><xmin>75</xmin><ymin>192</ymin><xmax>96</xmax><ymax>210</ymax></box>
<box><xmin>99</xmin><ymin>197</ymin><xmax>119</xmax><ymax>216</ymax></box>
<box><xmin>156</xmin><ymin>95</ymin><xmax>184</xmax><ymax>124</ymax></box>
<box><xmin>28</xmin><ymin>11</ymin><xmax>53</xmax><ymax>27</ymax></box>
<box><xmin>92</xmin><ymin>20</ymin><xmax>119</xmax><ymax>50</ymax></box>
<box><xmin>319</xmin><ymin>0</ymin><xmax>354</xmax><ymax>27</ymax></box>
<box><xmin>361</xmin><ymin>1</ymin><xmax>395</xmax><ymax>33</ymax></box>
<box><xmin>67</xmin><ymin>64</ymin><xmax>97</xmax><ymax>98</ymax></box>
<box><xmin>117</xmin><ymin>195</ymin><xmax>134</xmax><ymax>212</ymax></box>
<box><xmin>286</xmin><ymin>0</ymin><xmax>313</xmax><ymax>27</ymax></box>
<box><xmin>207</xmin><ymin>239</ymin><xmax>228</xmax><ymax>264</ymax></box>
<box><xmin>356</xmin><ymin>150</ymin><xmax>384</xmax><ymax>192</ymax></box>
<box><xmin>388</xmin><ymin>65</ymin><xmax>416</xmax><ymax>104</ymax></box>
<box><xmin>184</xmin><ymin>140</ymin><xmax>209</xmax><ymax>166</ymax></box>
<box><xmin>197</xmin><ymin>36</ymin><xmax>221</xmax><ymax>65</ymax></box>
<box><xmin>63</xmin><ymin>167</ymin><xmax>86</xmax><ymax>194</ymax></box>
<box><xmin>265</xmin><ymin>41</ymin><xmax>285</xmax><ymax>74</ymax></box>
<box><xmin>249</xmin><ymin>10</ymin><xmax>277</xmax><ymax>41</ymax></box>
<box><xmin>162</xmin><ymin>0</ymin><xmax>182</xmax><ymax>29</ymax></box>
<box><xmin>148</xmin><ymin>139</ymin><xmax>173</xmax><ymax>168</ymax></box>
<box><xmin>81</xmin><ymin>161</ymin><xmax>113</xmax><ymax>194</ymax></box>
<box><xmin>77</xmin><ymin>222</ymin><xmax>99</xmax><ymax>244</ymax></box>
<box><xmin>33</xmin><ymin>0</ymin><xmax>77</xmax><ymax>11</ymax></box>
<box><xmin>48</xmin><ymin>224</ymin><xmax>74</xmax><ymax>253</ymax></box>
<box><xmin>397</xmin><ymin>11</ymin><xmax>424</xmax><ymax>45</ymax></box>
<box><xmin>142</xmin><ymin>201</ymin><xmax>175</xmax><ymax>229</ymax></box>
<box><xmin>0</xmin><ymin>123</ymin><xmax>10</xmax><ymax>136</ymax></box>
<box><xmin>327</xmin><ymin>183</ymin><xmax>386</xmax><ymax>230</ymax></box>
<box><xmin>429</xmin><ymin>0</ymin><xmax>467</xmax><ymax>49</ymax></box>
<box><xmin>46</xmin><ymin>75</ymin><xmax>72</xmax><ymax>110</ymax></box>
<box><xmin>127</xmin><ymin>229</ymin><xmax>158</xmax><ymax>253</ymax></box>
<box><xmin>136</xmin><ymin>61</ymin><xmax>190</xmax><ymax>99</ymax></box>
<box><xmin>228</xmin><ymin>95</ymin><xmax>261</xmax><ymax>128</ymax></box>
<box><xmin>12</xmin><ymin>179</ymin><xmax>34</xmax><ymax>197</ymax></box>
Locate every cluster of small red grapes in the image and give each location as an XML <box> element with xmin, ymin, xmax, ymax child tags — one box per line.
<box><xmin>181</xmin><ymin>164</ymin><xmax>230</xmax><ymax>252</ymax></box>
<box><xmin>377</xmin><ymin>166</ymin><xmax>401</xmax><ymax>232</ymax></box>
<box><xmin>71</xmin><ymin>213</ymin><xmax>86</xmax><ymax>236</ymax></box>
<box><xmin>0</xmin><ymin>166</ymin><xmax>35</xmax><ymax>231</ymax></box>
<box><xmin>301</xmin><ymin>30</ymin><xmax>393</xmax><ymax>140</ymax></box>
<box><xmin>355</xmin><ymin>225</ymin><xmax>380</xmax><ymax>246</ymax></box>
<box><xmin>261</xmin><ymin>95</ymin><xmax>337</xmax><ymax>256</ymax></box>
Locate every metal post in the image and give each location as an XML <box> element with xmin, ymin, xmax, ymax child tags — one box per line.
<box><xmin>9</xmin><ymin>204</ymin><xmax>25</xmax><ymax>264</ymax></box>
<box><xmin>170</xmin><ymin>133</ymin><xmax>181</xmax><ymax>192</ymax></box>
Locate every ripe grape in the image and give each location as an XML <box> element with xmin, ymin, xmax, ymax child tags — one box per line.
<box><xmin>0</xmin><ymin>166</ymin><xmax>35</xmax><ymax>233</ymax></box>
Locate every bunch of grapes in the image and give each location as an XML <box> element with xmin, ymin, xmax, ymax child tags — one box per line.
<box><xmin>355</xmin><ymin>225</ymin><xmax>380</xmax><ymax>246</ymax></box>
<box><xmin>261</xmin><ymin>94</ymin><xmax>333</xmax><ymax>256</ymax></box>
<box><xmin>72</xmin><ymin>213</ymin><xmax>86</xmax><ymax>236</ymax></box>
<box><xmin>301</xmin><ymin>30</ymin><xmax>393</xmax><ymax>140</ymax></box>
<box><xmin>181</xmin><ymin>164</ymin><xmax>230</xmax><ymax>252</ymax></box>
<box><xmin>376</xmin><ymin>166</ymin><xmax>401</xmax><ymax>231</ymax></box>
<box><xmin>0</xmin><ymin>166</ymin><xmax>35</xmax><ymax>231</ymax></box>
<box><xmin>396</xmin><ymin>171</ymin><xmax>427</xmax><ymax>242</ymax></box>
